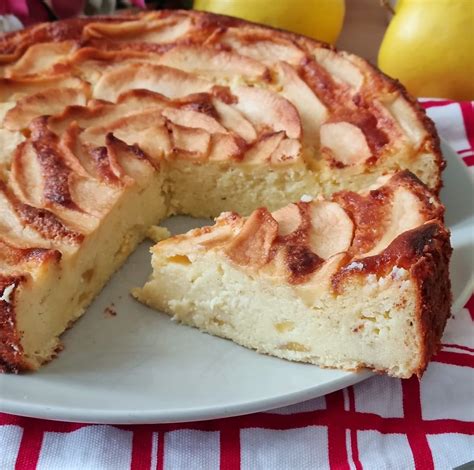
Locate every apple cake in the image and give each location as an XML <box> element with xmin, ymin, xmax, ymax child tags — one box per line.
<box><xmin>0</xmin><ymin>10</ymin><xmax>448</xmax><ymax>375</ymax></box>
<box><xmin>135</xmin><ymin>172</ymin><xmax>451</xmax><ymax>378</ymax></box>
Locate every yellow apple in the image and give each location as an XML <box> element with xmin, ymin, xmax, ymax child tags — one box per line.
<box><xmin>193</xmin><ymin>0</ymin><xmax>345</xmax><ymax>44</ymax></box>
<box><xmin>378</xmin><ymin>0</ymin><xmax>474</xmax><ymax>100</ymax></box>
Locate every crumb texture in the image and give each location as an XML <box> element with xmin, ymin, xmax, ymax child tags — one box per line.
<box><xmin>136</xmin><ymin>173</ymin><xmax>451</xmax><ymax>378</ymax></box>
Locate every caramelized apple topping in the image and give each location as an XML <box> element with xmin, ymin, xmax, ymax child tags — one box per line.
<box><xmin>165</xmin><ymin>172</ymin><xmax>445</xmax><ymax>289</ymax></box>
<box><xmin>224</xmin><ymin>208</ymin><xmax>278</xmax><ymax>269</ymax></box>
<box><xmin>0</xmin><ymin>9</ymin><xmax>443</xmax><ymax>295</ymax></box>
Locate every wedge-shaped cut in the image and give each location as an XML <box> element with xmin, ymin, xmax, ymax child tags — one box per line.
<box><xmin>136</xmin><ymin>172</ymin><xmax>451</xmax><ymax>378</ymax></box>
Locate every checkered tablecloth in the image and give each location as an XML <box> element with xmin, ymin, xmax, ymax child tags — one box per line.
<box><xmin>1</xmin><ymin>100</ymin><xmax>473</xmax><ymax>470</ymax></box>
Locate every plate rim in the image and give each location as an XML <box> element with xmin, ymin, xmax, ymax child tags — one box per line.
<box><xmin>1</xmin><ymin>139</ymin><xmax>472</xmax><ymax>424</ymax></box>
<box><xmin>440</xmin><ymin>140</ymin><xmax>474</xmax><ymax>314</ymax></box>
<box><xmin>0</xmin><ymin>371</ymin><xmax>373</xmax><ymax>424</ymax></box>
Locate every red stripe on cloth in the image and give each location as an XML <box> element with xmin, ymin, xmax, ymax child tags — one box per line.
<box><xmin>131</xmin><ymin>428</ymin><xmax>153</xmax><ymax>470</ymax></box>
<box><xmin>157</xmin><ymin>431</ymin><xmax>165</xmax><ymax>470</ymax></box>
<box><xmin>463</xmin><ymin>155</ymin><xmax>474</xmax><ymax>166</ymax></box>
<box><xmin>0</xmin><ymin>414</ymin><xmax>86</xmax><ymax>432</ymax></box>
<box><xmin>420</xmin><ymin>100</ymin><xmax>453</xmax><ymax>109</ymax></box>
<box><xmin>460</xmin><ymin>102</ymin><xmax>474</xmax><ymax>150</ymax></box>
<box><xmin>465</xmin><ymin>295</ymin><xmax>474</xmax><ymax>321</ymax></box>
<box><xmin>219</xmin><ymin>427</ymin><xmax>240</xmax><ymax>470</ymax></box>
<box><xmin>459</xmin><ymin>148</ymin><xmax>474</xmax><ymax>154</ymax></box>
<box><xmin>2</xmin><ymin>410</ymin><xmax>474</xmax><ymax>436</ymax></box>
<box><xmin>402</xmin><ymin>378</ymin><xmax>434</xmax><ymax>470</ymax></box>
<box><xmin>442</xmin><ymin>343</ymin><xmax>474</xmax><ymax>354</ymax></box>
<box><xmin>432</xmin><ymin>350</ymin><xmax>474</xmax><ymax>368</ymax></box>
<box><xmin>15</xmin><ymin>424</ymin><xmax>44</xmax><ymax>470</ymax></box>
<box><xmin>347</xmin><ymin>387</ymin><xmax>363</xmax><ymax>470</ymax></box>
<box><xmin>326</xmin><ymin>391</ymin><xmax>350</xmax><ymax>470</ymax></box>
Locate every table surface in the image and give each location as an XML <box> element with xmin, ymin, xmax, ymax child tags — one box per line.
<box><xmin>338</xmin><ymin>0</ymin><xmax>389</xmax><ymax>64</ymax></box>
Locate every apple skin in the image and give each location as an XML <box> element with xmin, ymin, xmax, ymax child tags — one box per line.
<box><xmin>194</xmin><ymin>0</ymin><xmax>345</xmax><ymax>44</ymax></box>
<box><xmin>378</xmin><ymin>0</ymin><xmax>474</xmax><ymax>100</ymax></box>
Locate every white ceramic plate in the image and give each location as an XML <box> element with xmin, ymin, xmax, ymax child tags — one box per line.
<box><xmin>0</xmin><ymin>141</ymin><xmax>472</xmax><ymax>424</ymax></box>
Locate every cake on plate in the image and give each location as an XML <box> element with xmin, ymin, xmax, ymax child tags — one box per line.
<box><xmin>135</xmin><ymin>172</ymin><xmax>451</xmax><ymax>378</ymax></box>
<box><xmin>0</xmin><ymin>10</ymin><xmax>448</xmax><ymax>375</ymax></box>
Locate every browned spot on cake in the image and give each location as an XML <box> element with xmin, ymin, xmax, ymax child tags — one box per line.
<box><xmin>332</xmin><ymin>109</ymin><xmax>389</xmax><ymax>156</ymax></box>
<box><xmin>298</xmin><ymin>57</ymin><xmax>340</xmax><ymax>108</ymax></box>
<box><xmin>30</xmin><ymin>117</ymin><xmax>80</xmax><ymax>210</ymax></box>
<box><xmin>224</xmin><ymin>208</ymin><xmax>278</xmax><ymax>268</ymax></box>
<box><xmin>18</xmin><ymin>203</ymin><xmax>84</xmax><ymax>244</ymax></box>
<box><xmin>0</xmin><ymin>239</ymin><xmax>61</xmax><ymax>266</ymax></box>
<box><xmin>285</xmin><ymin>245</ymin><xmax>324</xmax><ymax>284</ymax></box>
<box><xmin>333</xmin><ymin>189</ymin><xmax>392</xmax><ymax>256</ymax></box>
<box><xmin>88</xmin><ymin>146</ymin><xmax>121</xmax><ymax>185</ymax></box>
<box><xmin>211</xmin><ymin>85</ymin><xmax>237</xmax><ymax>105</ymax></box>
<box><xmin>179</xmin><ymin>93</ymin><xmax>219</xmax><ymax>119</ymax></box>
<box><xmin>332</xmin><ymin>223</ymin><xmax>445</xmax><ymax>293</ymax></box>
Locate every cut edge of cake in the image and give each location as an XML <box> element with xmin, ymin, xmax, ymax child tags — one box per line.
<box><xmin>134</xmin><ymin>171</ymin><xmax>452</xmax><ymax>378</ymax></box>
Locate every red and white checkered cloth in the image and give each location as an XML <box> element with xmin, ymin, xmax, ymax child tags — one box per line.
<box><xmin>1</xmin><ymin>100</ymin><xmax>473</xmax><ymax>470</ymax></box>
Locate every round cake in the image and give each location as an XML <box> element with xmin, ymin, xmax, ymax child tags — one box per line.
<box><xmin>0</xmin><ymin>10</ymin><xmax>447</xmax><ymax>373</ymax></box>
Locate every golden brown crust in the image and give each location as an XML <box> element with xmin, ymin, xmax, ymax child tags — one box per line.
<box><xmin>331</xmin><ymin>223</ymin><xmax>443</xmax><ymax>291</ymax></box>
<box><xmin>0</xmin><ymin>10</ymin><xmax>447</xmax><ymax>373</ymax></box>
<box><xmin>333</xmin><ymin>170</ymin><xmax>444</xmax><ymax>258</ymax></box>
<box><xmin>0</xmin><ymin>181</ymin><xmax>83</xmax><ymax>244</ymax></box>
<box><xmin>411</xmin><ymin>226</ymin><xmax>452</xmax><ymax>376</ymax></box>
<box><xmin>0</xmin><ymin>239</ymin><xmax>62</xmax><ymax>266</ymax></box>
